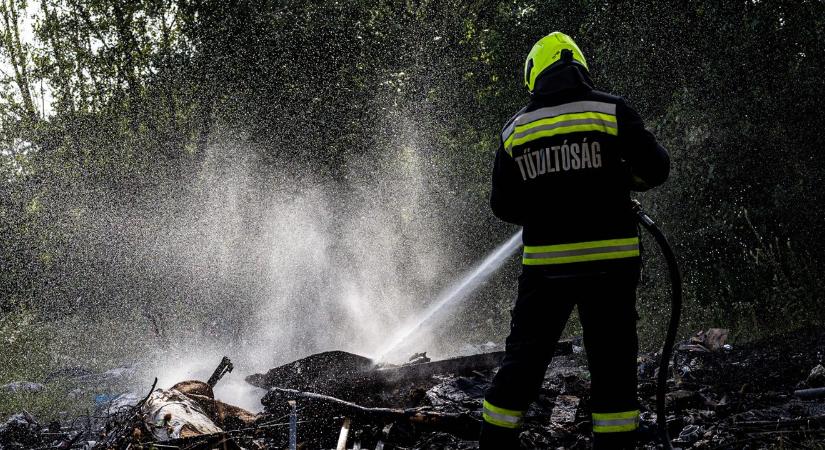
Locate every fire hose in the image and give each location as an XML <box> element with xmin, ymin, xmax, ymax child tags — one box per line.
<box><xmin>632</xmin><ymin>199</ymin><xmax>681</xmax><ymax>450</ymax></box>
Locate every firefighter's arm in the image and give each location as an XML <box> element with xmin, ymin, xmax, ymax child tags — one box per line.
<box><xmin>490</xmin><ymin>142</ymin><xmax>526</xmax><ymax>225</ymax></box>
<box><xmin>617</xmin><ymin>99</ymin><xmax>670</xmax><ymax>191</ymax></box>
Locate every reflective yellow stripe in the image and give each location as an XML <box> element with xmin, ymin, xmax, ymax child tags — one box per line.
<box><xmin>522</xmin><ymin>237</ymin><xmax>640</xmax><ymax>265</ymax></box>
<box><xmin>482</xmin><ymin>400</ymin><xmax>523</xmax><ymax>429</ymax></box>
<box><xmin>503</xmin><ymin>111</ymin><xmax>618</xmax><ymax>154</ymax></box>
<box><xmin>592</xmin><ymin>410</ymin><xmax>640</xmax><ymax>420</ymax></box>
<box><xmin>523</xmin><ymin>250</ymin><xmax>640</xmax><ymax>265</ymax></box>
<box><xmin>483</xmin><ymin>400</ymin><xmax>523</xmax><ymax>417</ymax></box>
<box><xmin>592</xmin><ymin>410</ymin><xmax>640</xmax><ymax>433</ymax></box>
<box><xmin>516</xmin><ymin>111</ymin><xmax>617</xmax><ymax>134</ymax></box>
<box><xmin>524</xmin><ymin>238</ymin><xmax>639</xmax><ymax>253</ymax></box>
<box><xmin>501</xmin><ymin>101</ymin><xmax>617</xmax><ymax>144</ymax></box>
<box><xmin>506</xmin><ymin>123</ymin><xmax>617</xmax><ymax>152</ymax></box>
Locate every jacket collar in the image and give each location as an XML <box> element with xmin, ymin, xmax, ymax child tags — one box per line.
<box><xmin>531</xmin><ymin>64</ymin><xmax>594</xmax><ymax>98</ymax></box>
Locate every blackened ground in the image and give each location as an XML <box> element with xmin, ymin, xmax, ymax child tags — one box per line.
<box><xmin>2</xmin><ymin>328</ymin><xmax>825</xmax><ymax>449</ymax></box>
<box><xmin>253</xmin><ymin>328</ymin><xmax>825</xmax><ymax>449</ymax></box>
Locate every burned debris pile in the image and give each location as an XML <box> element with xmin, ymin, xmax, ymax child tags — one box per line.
<box><xmin>3</xmin><ymin>328</ymin><xmax>825</xmax><ymax>449</ymax></box>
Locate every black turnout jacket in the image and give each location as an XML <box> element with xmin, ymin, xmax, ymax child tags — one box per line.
<box><xmin>491</xmin><ymin>64</ymin><xmax>670</xmax><ymax>260</ymax></box>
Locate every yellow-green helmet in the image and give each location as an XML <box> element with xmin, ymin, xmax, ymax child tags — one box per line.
<box><xmin>524</xmin><ymin>32</ymin><xmax>588</xmax><ymax>93</ymax></box>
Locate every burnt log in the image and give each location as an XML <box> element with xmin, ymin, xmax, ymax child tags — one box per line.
<box><xmin>249</xmin><ymin>342</ymin><xmax>572</xmax><ymax>392</ymax></box>
<box><xmin>246</xmin><ymin>350</ymin><xmax>374</xmax><ymax>391</ymax></box>
<box><xmin>793</xmin><ymin>387</ymin><xmax>825</xmax><ymax>400</ymax></box>
<box><xmin>258</xmin><ymin>344</ymin><xmax>572</xmax><ymax>411</ymax></box>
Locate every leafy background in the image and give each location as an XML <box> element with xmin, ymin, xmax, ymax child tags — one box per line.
<box><xmin>1</xmin><ymin>0</ymin><xmax>823</xmax><ymax>416</ymax></box>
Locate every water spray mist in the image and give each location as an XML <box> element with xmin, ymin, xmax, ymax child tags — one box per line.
<box><xmin>376</xmin><ymin>230</ymin><xmax>523</xmax><ymax>361</ymax></box>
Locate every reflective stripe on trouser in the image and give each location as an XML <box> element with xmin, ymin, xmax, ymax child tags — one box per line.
<box><xmin>592</xmin><ymin>410</ymin><xmax>640</xmax><ymax>433</ymax></box>
<box><xmin>482</xmin><ymin>399</ymin><xmax>524</xmax><ymax>429</ymax></box>
<box><xmin>522</xmin><ymin>237</ymin><xmax>639</xmax><ymax>265</ymax></box>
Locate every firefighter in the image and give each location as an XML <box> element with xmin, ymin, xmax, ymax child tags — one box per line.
<box><xmin>480</xmin><ymin>32</ymin><xmax>670</xmax><ymax>449</ymax></box>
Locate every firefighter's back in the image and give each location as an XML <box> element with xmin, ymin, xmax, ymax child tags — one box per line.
<box><xmin>501</xmin><ymin>88</ymin><xmax>638</xmax><ymax>250</ymax></box>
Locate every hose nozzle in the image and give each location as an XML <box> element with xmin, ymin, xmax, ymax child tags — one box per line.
<box><xmin>631</xmin><ymin>199</ymin><xmax>655</xmax><ymax>227</ymax></box>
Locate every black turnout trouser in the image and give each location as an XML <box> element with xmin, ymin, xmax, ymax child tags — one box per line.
<box><xmin>481</xmin><ymin>261</ymin><xmax>641</xmax><ymax>449</ymax></box>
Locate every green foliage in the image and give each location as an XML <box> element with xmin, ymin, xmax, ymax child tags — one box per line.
<box><xmin>0</xmin><ymin>306</ymin><xmax>51</xmax><ymax>383</ymax></box>
<box><xmin>0</xmin><ymin>308</ymin><xmax>105</xmax><ymax>420</ymax></box>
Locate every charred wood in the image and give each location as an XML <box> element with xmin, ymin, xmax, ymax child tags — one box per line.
<box><xmin>207</xmin><ymin>356</ymin><xmax>234</xmax><ymax>388</ymax></box>
<box><xmin>267</xmin><ymin>387</ymin><xmax>481</xmax><ymax>439</ymax></box>
<box><xmin>793</xmin><ymin>387</ymin><xmax>825</xmax><ymax>400</ymax></box>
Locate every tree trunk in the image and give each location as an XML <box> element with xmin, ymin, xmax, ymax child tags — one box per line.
<box><xmin>1</xmin><ymin>0</ymin><xmax>38</xmax><ymax>124</ymax></box>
